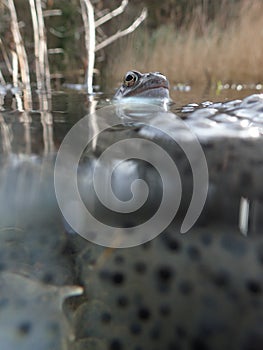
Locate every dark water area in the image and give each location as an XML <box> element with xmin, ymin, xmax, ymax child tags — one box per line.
<box><xmin>0</xmin><ymin>85</ymin><xmax>263</xmax><ymax>350</ymax></box>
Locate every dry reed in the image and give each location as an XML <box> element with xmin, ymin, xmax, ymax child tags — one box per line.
<box><xmin>7</xmin><ymin>0</ymin><xmax>32</xmax><ymax>109</ymax></box>
<box><xmin>106</xmin><ymin>0</ymin><xmax>263</xmax><ymax>87</ymax></box>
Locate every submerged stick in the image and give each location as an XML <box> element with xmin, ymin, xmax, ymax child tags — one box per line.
<box><xmin>0</xmin><ymin>114</ymin><xmax>12</xmax><ymax>154</ymax></box>
<box><xmin>41</xmin><ymin>111</ymin><xmax>54</xmax><ymax>155</ymax></box>
<box><xmin>22</xmin><ymin>112</ymin><xmax>32</xmax><ymax>154</ymax></box>
<box><xmin>0</xmin><ymin>68</ymin><xmax>5</xmax><ymax>85</ymax></box>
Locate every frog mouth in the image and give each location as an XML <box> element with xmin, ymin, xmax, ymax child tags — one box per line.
<box><xmin>147</xmin><ymin>84</ymin><xmax>169</xmax><ymax>91</ymax></box>
<box><xmin>127</xmin><ymin>81</ymin><xmax>169</xmax><ymax>97</ymax></box>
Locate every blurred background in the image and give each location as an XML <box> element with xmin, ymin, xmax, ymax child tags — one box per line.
<box><xmin>0</xmin><ymin>0</ymin><xmax>262</xmax><ymax>93</ymax></box>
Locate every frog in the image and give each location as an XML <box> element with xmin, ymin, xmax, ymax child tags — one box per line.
<box><xmin>114</xmin><ymin>70</ymin><xmax>170</xmax><ymax>101</ymax></box>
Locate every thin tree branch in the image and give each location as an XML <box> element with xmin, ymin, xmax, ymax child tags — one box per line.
<box><xmin>43</xmin><ymin>9</ymin><xmax>62</xmax><ymax>17</ymax></box>
<box><xmin>48</xmin><ymin>48</ymin><xmax>64</xmax><ymax>54</ymax></box>
<box><xmin>95</xmin><ymin>8</ymin><xmax>147</xmax><ymax>52</ymax></box>
<box><xmin>49</xmin><ymin>28</ymin><xmax>65</xmax><ymax>38</ymax></box>
<box><xmin>36</xmin><ymin>0</ymin><xmax>51</xmax><ymax>99</ymax></box>
<box><xmin>80</xmin><ymin>0</ymin><xmax>95</xmax><ymax>94</ymax></box>
<box><xmin>7</xmin><ymin>0</ymin><xmax>32</xmax><ymax>109</ymax></box>
<box><xmin>95</xmin><ymin>0</ymin><xmax>128</xmax><ymax>28</ymax></box>
<box><xmin>29</xmin><ymin>0</ymin><xmax>41</xmax><ymax>90</ymax></box>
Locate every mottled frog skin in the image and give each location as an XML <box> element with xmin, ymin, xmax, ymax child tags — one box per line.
<box><xmin>71</xmin><ymin>227</ymin><xmax>263</xmax><ymax>350</ymax></box>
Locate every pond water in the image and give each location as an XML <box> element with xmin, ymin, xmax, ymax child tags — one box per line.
<box><xmin>0</xmin><ymin>85</ymin><xmax>263</xmax><ymax>350</ymax></box>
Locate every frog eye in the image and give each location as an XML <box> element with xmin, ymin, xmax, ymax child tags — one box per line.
<box><xmin>124</xmin><ymin>71</ymin><xmax>138</xmax><ymax>87</ymax></box>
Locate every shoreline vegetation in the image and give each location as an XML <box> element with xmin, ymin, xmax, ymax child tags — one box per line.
<box><xmin>0</xmin><ymin>0</ymin><xmax>262</xmax><ymax>96</ymax></box>
<box><xmin>0</xmin><ymin>0</ymin><xmax>148</xmax><ymax>110</ymax></box>
<box><xmin>106</xmin><ymin>0</ymin><xmax>263</xmax><ymax>89</ymax></box>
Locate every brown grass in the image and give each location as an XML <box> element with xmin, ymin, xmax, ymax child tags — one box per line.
<box><xmin>106</xmin><ymin>0</ymin><xmax>263</xmax><ymax>87</ymax></box>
